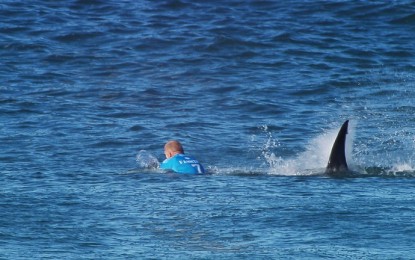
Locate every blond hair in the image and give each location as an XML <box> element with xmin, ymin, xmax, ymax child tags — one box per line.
<box><xmin>164</xmin><ymin>140</ymin><xmax>184</xmax><ymax>154</ymax></box>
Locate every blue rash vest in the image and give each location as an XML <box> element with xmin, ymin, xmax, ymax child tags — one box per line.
<box><xmin>160</xmin><ymin>154</ymin><xmax>205</xmax><ymax>174</ymax></box>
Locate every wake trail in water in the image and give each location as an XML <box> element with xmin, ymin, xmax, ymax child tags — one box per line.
<box><xmin>132</xmin><ymin>121</ymin><xmax>415</xmax><ymax>177</ymax></box>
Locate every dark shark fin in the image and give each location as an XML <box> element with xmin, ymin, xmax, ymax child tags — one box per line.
<box><xmin>325</xmin><ymin>120</ymin><xmax>349</xmax><ymax>175</ymax></box>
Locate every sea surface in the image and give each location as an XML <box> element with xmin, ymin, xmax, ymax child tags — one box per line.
<box><xmin>1</xmin><ymin>0</ymin><xmax>415</xmax><ymax>259</ymax></box>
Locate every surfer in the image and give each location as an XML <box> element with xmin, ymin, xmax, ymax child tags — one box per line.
<box><xmin>160</xmin><ymin>140</ymin><xmax>205</xmax><ymax>174</ymax></box>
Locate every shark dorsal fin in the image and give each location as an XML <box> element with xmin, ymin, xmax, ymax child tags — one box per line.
<box><xmin>326</xmin><ymin>120</ymin><xmax>349</xmax><ymax>175</ymax></box>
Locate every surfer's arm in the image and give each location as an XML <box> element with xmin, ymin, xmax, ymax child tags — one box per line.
<box><xmin>160</xmin><ymin>158</ymin><xmax>173</xmax><ymax>170</ymax></box>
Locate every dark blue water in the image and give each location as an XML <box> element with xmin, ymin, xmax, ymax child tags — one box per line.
<box><xmin>1</xmin><ymin>0</ymin><xmax>415</xmax><ymax>258</ymax></box>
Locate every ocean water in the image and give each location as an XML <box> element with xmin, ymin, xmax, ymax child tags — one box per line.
<box><xmin>1</xmin><ymin>0</ymin><xmax>415</xmax><ymax>258</ymax></box>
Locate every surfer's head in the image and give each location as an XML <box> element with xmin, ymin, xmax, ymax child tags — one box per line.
<box><xmin>164</xmin><ymin>140</ymin><xmax>184</xmax><ymax>159</ymax></box>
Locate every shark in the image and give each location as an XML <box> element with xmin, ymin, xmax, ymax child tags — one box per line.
<box><xmin>325</xmin><ymin>120</ymin><xmax>350</xmax><ymax>176</ymax></box>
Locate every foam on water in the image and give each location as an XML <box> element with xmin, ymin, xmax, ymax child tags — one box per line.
<box><xmin>262</xmin><ymin>120</ymin><xmax>356</xmax><ymax>176</ymax></box>
<box><xmin>391</xmin><ymin>163</ymin><xmax>414</xmax><ymax>173</ymax></box>
<box><xmin>136</xmin><ymin>150</ymin><xmax>160</xmax><ymax>169</ymax></box>
<box><xmin>261</xmin><ymin>120</ymin><xmax>415</xmax><ymax>177</ymax></box>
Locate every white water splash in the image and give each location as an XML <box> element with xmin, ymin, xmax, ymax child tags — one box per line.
<box><xmin>263</xmin><ymin>121</ymin><xmax>356</xmax><ymax>176</ymax></box>
<box><xmin>390</xmin><ymin>163</ymin><xmax>414</xmax><ymax>173</ymax></box>
<box><xmin>136</xmin><ymin>150</ymin><xmax>160</xmax><ymax>169</ymax></box>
